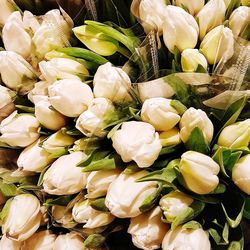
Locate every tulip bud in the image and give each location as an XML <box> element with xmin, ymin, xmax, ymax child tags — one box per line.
<box><xmin>181</xmin><ymin>49</ymin><xmax>208</xmax><ymax>72</ymax></box>
<box><xmin>112</xmin><ymin>121</ymin><xmax>162</xmax><ymax>168</ymax></box>
<box><xmin>93</xmin><ymin>62</ymin><xmax>132</xmax><ymax>103</ymax></box>
<box><xmin>54</xmin><ymin>233</ymin><xmax>84</xmax><ymax>250</ymax></box>
<box><xmin>229</xmin><ymin>6</ymin><xmax>250</xmax><ymax>37</ymax></box>
<box><xmin>22</xmin><ymin>230</ymin><xmax>57</xmax><ymax>250</ymax></box>
<box><xmin>200</xmin><ymin>25</ymin><xmax>234</xmax><ymax>65</ymax></box>
<box><xmin>48</xmin><ymin>79</ymin><xmax>94</xmax><ymax>117</ymax></box>
<box><xmin>241</xmin><ymin>0</ymin><xmax>250</xmax><ymax>6</ymax></box>
<box><xmin>42</xmin><ymin>130</ymin><xmax>76</xmax><ymax>154</ymax></box>
<box><xmin>159</xmin><ymin>128</ymin><xmax>181</xmax><ymax>147</ymax></box>
<box><xmin>0</xmin><ymin>0</ymin><xmax>15</xmax><ymax>27</ymax></box>
<box><xmin>0</xmin><ymin>51</ymin><xmax>36</xmax><ymax>93</ymax></box>
<box><xmin>76</xmin><ymin>98</ymin><xmax>115</xmax><ymax>138</ymax></box>
<box><xmin>162</xmin><ymin>226</ymin><xmax>211</xmax><ymax>250</ymax></box>
<box><xmin>141</xmin><ymin>98</ymin><xmax>180</xmax><ymax>132</ymax></box>
<box><xmin>105</xmin><ymin>171</ymin><xmax>158</xmax><ymax>218</ymax></box>
<box><xmin>0</xmin><ymin>234</ymin><xmax>22</xmax><ymax>250</ymax></box>
<box><xmin>180</xmin><ymin>151</ymin><xmax>220</xmax><ymax>194</ymax></box>
<box><xmin>43</xmin><ymin>152</ymin><xmax>88</xmax><ymax>195</ymax></box>
<box><xmin>17</xmin><ymin>137</ymin><xmax>53</xmax><ymax>173</ymax></box>
<box><xmin>197</xmin><ymin>0</ymin><xmax>226</xmax><ymax>40</ymax></box>
<box><xmin>163</xmin><ymin>6</ymin><xmax>199</xmax><ymax>53</ymax></box>
<box><xmin>86</xmin><ymin>169</ymin><xmax>121</xmax><ymax>198</ymax></box>
<box><xmin>2</xmin><ymin>194</ymin><xmax>42</xmax><ymax>241</ymax></box>
<box><xmin>34</xmin><ymin>96</ymin><xmax>68</xmax><ymax>131</ymax></box>
<box><xmin>179</xmin><ymin>107</ymin><xmax>214</xmax><ymax>144</ymax></box>
<box><xmin>39</xmin><ymin>58</ymin><xmax>89</xmax><ymax>83</ymax></box>
<box><xmin>72</xmin><ymin>200</ymin><xmax>115</xmax><ymax>229</ymax></box>
<box><xmin>0</xmin><ymin>111</ymin><xmax>40</xmax><ymax>147</ymax></box>
<box><xmin>218</xmin><ymin>119</ymin><xmax>250</xmax><ymax>148</ymax></box>
<box><xmin>128</xmin><ymin>206</ymin><xmax>169</xmax><ymax>250</ymax></box>
<box><xmin>175</xmin><ymin>0</ymin><xmax>205</xmax><ymax>15</ymax></box>
<box><xmin>232</xmin><ymin>155</ymin><xmax>250</xmax><ymax>195</ymax></box>
<box><xmin>159</xmin><ymin>191</ymin><xmax>193</xmax><ymax>222</ymax></box>
<box><xmin>52</xmin><ymin>205</ymin><xmax>76</xmax><ymax>228</ymax></box>
<box><xmin>73</xmin><ymin>25</ymin><xmax>119</xmax><ymax>56</ymax></box>
<box><xmin>28</xmin><ymin>81</ymin><xmax>51</xmax><ymax>103</ymax></box>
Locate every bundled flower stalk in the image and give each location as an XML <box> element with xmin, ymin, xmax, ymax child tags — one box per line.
<box><xmin>0</xmin><ymin>0</ymin><xmax>249</xmax><ymax>249</ymax></box>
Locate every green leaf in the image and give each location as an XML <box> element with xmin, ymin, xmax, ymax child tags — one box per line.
<box><xmin>37</xmin><ymin>165</ymin><xmax>51</xmax><ymax>186</ymax></box>
<box><xmin>243</xmin><ymin>197</ymin><xmax>250</xmax><ymax>220</ymax></box>
<box><xmin>195</xmin><ymin>64</ymin><xmax>207</xmax><ymax>73</ymax></box>
<box><xmin>129</xmin><ymin>107</ymin><xmax>141</xmax><ymax>120</ymax></box>
<box><xmin>15</xmin><ymin>105</ymin><xmax>35</xmax><ymax>113</ymax></box>
<box><xmin>210</xmin><ymin>183</ymin><xmax>226</xmax><ymax>194</ymax></box>
<box><xmin>225</xmin><ymin>0</ymin><xmax>241</xmax><ymax>19</ymax></box>
<box><xmin>107</xmin><ymin>123</ymin><xmax>122</xmax><ymax>139</ymax></box>
<box><xmin>47</xmin><ymin>148</ymin><xmax>68</xmax><ymax>160</ymax></box>
<box><xmin>44</xmin><ymin>195</ymin><xmax>73</xmax><ymax>207</ymax></box>
<box><xmin>123</xmin><ymin>164</ymin><xmax>140</xmax><ymax>174</ymax></box>
<box><xmin>182</xmin><ymin>220</ymin><xmax>202</xmax><ymax>230</ymax></box>
<box><xmin>0</xmin><ymin>181</ymin><xmax>18</xmax><ymax>197</ymax></box>
<box><xmin>77</xmin><ymin>150</ymin><xmax>110</xmax><ymax>167</ymax></box>
<box><xmin>208</xmin><ymin>223</ymin><xmax>229</xmax><ymax>245</ymax></box>
<box><xmin>228</xmin><ymin>241</ymin><xmax>242</xmax><ymax>250</ymax></box>
<box><xmin>185</xmin><ymin>127</ymin><xmax>210</xmax><ymax>154</ymax></box>
<box><xmin>170</xmin><ymin>100</ymin><xmax>187</xmax><ymax>115</ymax></box>
<box><xmin>0</xmin><ymin>198</ymin><xmax>13</xmax><ymax>221</ymax></box>
<box><xmin>90</xmin><ymin>198</ymin><xmax>109</xmax><ymax>212</ymax></box>
<box><xmin>84</xmin><ymin>234</ymin><xmax>106</xmax><ymax>248</ymax></box>
<box><xmin>160</xmin><ymin>144</ymin><xmax>181</xmax><ymax>156</ymax></box>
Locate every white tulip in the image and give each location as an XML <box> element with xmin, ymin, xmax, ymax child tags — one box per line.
<box><xmin>159</xmin><ymin>128</ymin><xmax>181</xmax><ymax>147</ymax></box>
<box><xmin>175</xmin><ymin>0</ymin><xmax>205</xmax><ymax>15</ymax></box>
<box><xmin>34</xmin><ymin>96</ymin><xmax>67</xmax><ymax>131</ymax></box>
<box><xmin>159</xmin><ymin>191</ymin><xmax>193</xmax><ymax>222</ymax></box>
<box><xmin>200</xmin><ymin>25</ymin><xmax>234</xmax><ymax>65</ymax></box>
<box><xmin>163</xmin><ymin>6</ymin><xmax>199</xmax><ymax>53</ymax></box>
<box><xmin>197</xmin><ymin>0</ymin><xmax>226</xmax><ymax>39</ymax></box>
<box><xmin>0</xmin><ymin>85</ymin><xmax>14</xmax><ymax>110</ymax></box>
<box><xmin>52</xmin><ymin>206</ymin><xmax>76</xmax><ymax>229</ymax></box>
<box><xmin>0</xmin><ymin>111</ymin><xmax>40</xmax><ymax>147</ymax></box>
<box><xmin>141</xmin><ymin>98</ymin><xmax>180</xmax><ymax>132</ymax></box>
<box><xmin>0</xmin><ymin>51</ymin><xmax>36</xmax><ymax>93</ymax></box>
<box><xmin>48</xmin><ymin>79</ymin><xmax>93</xmax><ymax>117</ymax></box>
<box><xmin>232</xmin><ymin>155</ymin><xmax>250</xmax><ymax>195</ymax></box>
<box><xmin>162</xmin><ymin>226</ymin><xmax>211</xmax><ymax>250</ymax></box>
<box><xmin>138</xmin><ymin>78</ymin><xmax>175</xmax><ymax>102</ymax></box>
<box><xmin>0</xmin><ymin>0</ymin><xmax>15</xmax><ymax>27</ymax></box>
<box><xmin>229</xmin><ymin>6</ymin><xmax>250</xmax><ymax>37</ymax></box>
<box><xmin>17</xmin><ymin>137</ymin><xmax>53</xmax><ymax>173</ymax></box>
<box><xmin>43</xmin><ymin>152</ymin><xmax>88</xmax><ymax>195</ymax></box>
<box><xmin>128</xmin><ymin>207</ymin><xmax>169</xmax><ymax>250</ymax></box>
<box><xmin>93</xmin><ymin>62</ymin><xmax>132</xmax><ymax>103</ymax></box>
<box><xmin>42</xmin><ymin>130</ymin><xmax>76</xmax><ymax>154</ymax></box>
<box><xmin>72</xmin><ymin>200</ymin><xmax>115</xmax><ymax>229</ymax></box>
<box><xmin>179</xmin><ymin>107</ymin><xmax>214</xmax><ymax>143</ymax></box>
<box><xmin>105</xmin><ymin>171</ymin><xmax>158</xmax><ymax>218</ymax></box>
<box><xmin>0</xmin><ymin>234</ymin><xmax>22</xmax><ymax>250</ymax></box>
<box><xmin>112</xmin><ymin>121</ymin><xmax>162</xmax><ymax>168</ymax></box>
<box><xmin>76</xmin><ymin>98</ymin><xmax>115</xmax><ymax>138</ymax></box>
<box><xmin>180</xmin><ymin>151</ymin><xmax>220</xmax><ymax>194</ymax></box>
<box><xmin>39</xmin><ymin>58</ymin><xmax>89</xmax><ymax>83</ymax></box>
<box><xmin>28</xmin><ymin>81</ymin><xmax>51</xmax><ymax>103</ymax></box>
<box><xmin>218</xmin><ymin>119</ymin><xmax>250</xmax><ymax>148</ymax></box>
<box><xmin>86</xmin><ymin>169</ymin><xmax>121</xmax><ymax>198</ymax></box>
<box><xmin>181</xmin><ymin>49</ymin><xmax>208</xmax><ymax>72</ymax></box>
<box><xmin>2</xmin><ymin>194</ymin><xmax>42</xmax><ymax>241</ymax></box>
<box><xmin>22</xmin><ymin>230</ymin><xmax>56</xmax><ymax>250</ymax></box>
<box><xmin>54</xmin><ymin>233</ymin><xmax>84</xmax><ymax>250</ymax></box>
<box><xmin>131</xmin><ymin>0</ymin><xmax>168</xmax><ymax>34</ymax></box>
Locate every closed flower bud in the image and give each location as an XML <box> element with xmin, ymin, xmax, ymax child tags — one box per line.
<box><xmin>159</xmin><ymin>191</ymin><xmax>193</xmax><ymax>222</ymax></box>
<box><xmin>0</xmin><ymin>0</ymin><xmax>15</xmax><ymax>27</ymax></box>
<box><xmin>43</xmin><ymin>152</ymin><xmax>88</xmax><ymax>195</ymax></box>
<box><xmin>229</xmin><ymin>6</ymin><xmax>250</xmax><ymax>37</ymax></box>
<box><xmin>181</xmin><ymin>49</ymin><xmax>208</xmax><ymax>72</ymax></box>
<box><xmin>86</xmin><ymin>169</ymin><xmax>121</xmax><ymax>198</ymax></box>
<box><xmin>180</xmin><ymin>151</ymin><xmax>220</xmax><ymax>194</ymax></box>
<box><xmin>48</xmin><ymin>79</ymin><xmax>93</xmax><ymax>117</ymax></box>
<box><xmin>197</xmin><ymin>0</ymin><xmax>226</xmax><ymax>40</ymax></box>
<box><xmin>141</xmin><ymin>98</ymin><xmax>180</xmax><ymax>132</ymax></box>
<box><xmin>76</xmin><ymin>98</ymin><xmax>115</xmax><ymax>138</ymax></box>
<box><xmin>54</xmin><ymin>233</ymin><xmax>84</xmax><ymax>250</ymax></box>
<box><xmin>175</xmin><ymin>0</ymin><xmax>205</xmax><ymax>15</ymax></box>
<box><xmin>162</xmin><ymin>226</ymin><xmax>211</xmax><ymax>250</ymax></box>
<box><xmin>163</xmin><ymin>6</ymin><xmax>199</xmax><ymax>53</ymax></box>
<box><xmin>232</xmin><ymin>155</ymin><xmax>250</xmax><ymax>195</ymax></box>
<box><xmin>128</xmin><ymin>206</ymin><xmax>169</xmax><ymax>250</ymax></box>
<box><xmin>72</xmin><ymin>200</ymin><xmax>115</xmax><ymax>229</ymax></box>
<box><xmin>105</xmin><ymin>171</ymin><xmax>158</xmax><ymax>218</ymax></box>
<box><xmin>112</xmin><ymin>121</ymin><xmax>162</xmax><ymax>168</ymax></box>
<box><xmin>0</xmin><ymin>51</ymin><xmax>36</xmax><ymax>93</ymax></box>
<box><xmin>159</xmin><ymin>128</ymin><xmax>181</xmax><ymax>147</ymax></box>
<box><xmin>218</xmin><ymin>119</ymin><xmax>250</xmax><ymax>148</ymax></box>
<box><xmin>0</xmin><ymin>111</ymin><xmax>40</xmax><ymax>147</ymax></box>
<box><xmin>93</xmin><ymin>62</ymin><xmax>132</xmax><ymax>103</ymax></box>
<box><xmin>179</xmin><ymin>107</ymin><xmax>214</xmax><ymax>144</ymax></box>
<box><xmin>39</xmin><ymin>58</ymin><xmax>89</xmax><ymax>83</ymax></box>
<box><xmin>22</xmin><ymin>230</ymin><xmax>56</xmax><ymax>250</ymax></box>
<box><xmin>34</xmin><ymin>96</ymin><xmax>67</xmax><ymax>131</ymax></box>
<box><xmin>28</xmin><ymin>81</ymin><xmax>51</xmax><ymax>103</ymax></box>
<box><xmin>200</xmin><ymin>25</ymin><xmax>234</xmax><ymax>65</ymax></box>
<box><xmin>2</xmin><ymin>194</ymin><xmax>42</xmax><ymax>241</ymax></box>
<box><xmin>42</xmin><ymin>130</ymin><xmax>76</xmax><ymax>154</ymax></box>
<box><xmin>17</xmin><ymin>137</ymin><xmax>53</xmax><ymax>173</ymax></box>
<box><xmin>52</xmin><ymin>206</ymin><xmax>76</xmax><ymax>229</ymax></box>
<box><xmin>0</xmin><ymin>234</ymin><xmax>22</xmax><ymax>250</ymax></box>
